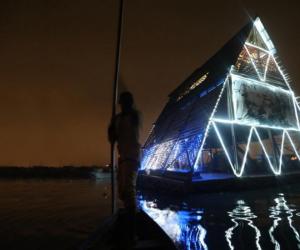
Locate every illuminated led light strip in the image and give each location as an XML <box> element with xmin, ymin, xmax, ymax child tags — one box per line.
<box><xmin>271</xmin><ymin>54</ymin><xmax>293</xmax><ymax>91</ymax></box>
<box><xmin>245</xmin><ymin>42</ymin><xmax>272</xmax><ymax>82</ymax></box>
<box><xmin>244</xmin><ymin>45</ymin><xmax>265</xmax><ymax>81</ymax></box>
<box><xmin>193</xmin><ymin>121</ymin><xmax>212</xmax><ymax>171</ymax></box>
<box><xmin>245</xmin><ymin>42</ymin><xmax>271</xmax><ymax>54</ymax></box>
<box><xmin>212</xmin><ymin>121</ymin><xmax>235</xmax><ymax>171</ymax></box>
<box><xmin>230</xmin><ymin>73</ymin><xmax>291</xmax><ymax>95</ymax></box>
<box><xmin>193</xmin><ymin>18</ymin><xmax>300</xmax><ymax>176</ymax></box>
<box><xmin>295</xmin><ymin>100</ymin><xmax>300</xmax><ymax>113</ymax></box>
<box><xmin>263</xmin><ymin>54</ymin><xmax>271</xmax><ymax>81</ymax></box>
<box><xmin>238</xmin><ymin>127</ymin><xmax>254</xmax><ymax>177</ymax></box>
<box><xmin>211</xmin><ymin>120</ymin><xmax>298</xmax><ymax>177</ymax></box>
<box><xmin>245</xmin><ymin>22</ymin><xmax>291</xmax><ymax>86</ymax></box>
<box><xmin>231</xmin><ymin>72</ymin><xmax>299</xmax><ymax>130</ymax></box>
<box><xmin>193</xmin><ymin>76</ymin><xmax>230</xmax><ymax>171</ymax></box>
<box><xmin>212</xmin><ymin>122</ymin><xmax>255</xmax><ymax>177</ymax></box>
<box><xmin>285</xmin><ymin>131</ymin><xmax>300</xmax><ymax>160</ymax></box>
<box><xmin>254</xmin><ymin>18</ymin><xmax>276</xmax><ymax>54</ymax></box>
<box><xmin>253</xmin><ymin>128</ymin><xmax>281</xmax><ymax>175</ymax></box>
<box><xmin>212</xmin><ymin>118</ymin><xmax>300</xmax><ymax>132</ymax></box>
<box><xmin>213</xmin><ymin>124</ymin><xmax>300</xmax><ymax>177</ymax></box>
<box><xmin>292</xmin><ymin>95</ymin><xmax>300</xmax><ymax>130</ymax></box>
<box><xmin>248</xmin><ymin>18</ymin><xmax>292</xmax><ymax>90</ymax></box>
<box><xmin>279</xmin><ymin>131</ymin><xmax>286</xmax><ymax>172</ymax></box>
<box><xmin>294</xmin><ymin>101</ymin><xmax>300</xmax><ymax>130</ymax></box>
<box><xmin>213</xmin><ymin>121</ymin><xmax>281</xmax><ymax>177</ymax></box>
<box><xmin>195</xmin><ymin>78</ymin><xmax>300</xmax><ymax>175</ymax></box>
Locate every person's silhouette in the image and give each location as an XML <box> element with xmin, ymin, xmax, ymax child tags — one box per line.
<box><xmin>108</xmin><ymin>91</ymin><xmax>141</xmax><ymax>247</ymax></box>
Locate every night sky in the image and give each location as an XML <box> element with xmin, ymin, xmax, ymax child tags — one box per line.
<box><xmin>0</xmin><ymin>0</ymin><xmax>299</xmax><ymax>166</ymax></box>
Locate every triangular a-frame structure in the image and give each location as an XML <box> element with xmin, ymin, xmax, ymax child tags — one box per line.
<box><xmin>140</xmin><ymin>17</ymin><xmax>300</xmax><ymax>180</ymax></box>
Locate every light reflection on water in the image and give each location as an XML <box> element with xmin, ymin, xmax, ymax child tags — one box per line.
<box><xmin>138</xmin><ymin>186</ymin><xmax>300</xmax><ymax>250</ymax></box>
<box><xmin>139</xmin><ymin>199</ymin><xmax>207</xmax><ymax>250</ymax></box>
<box><xmin>225</xmin><ymin>200</ymin><xmax>262</xmax><ymax>250</ymax></box>
<box><xmin>269</xmin><ymin>194</ymin><xmax>300</xmax><ymax>249</ymax></box>
<box><xmin>2</xmin><ymin>178</ymin><xmax>300</xmax><ymax>250</ymax></box>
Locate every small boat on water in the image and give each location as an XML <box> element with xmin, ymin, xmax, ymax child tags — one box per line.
<box><xmin>79</xmin><ymin>209</ymin><xmax>175</xmax><ymax>250</ymax></box>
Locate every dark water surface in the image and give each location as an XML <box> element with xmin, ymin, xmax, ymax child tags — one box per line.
<box><xmin>2</xmin><ymin>175</ymin><xmax>300</xmax><ymax>250</ymax></box>
<box><xmin>138</xmin><ymin>184</ymin><xmax>300</xmax><ymax>250</ymax></box>
<box><xmin>0</xmin><ymin>176</ymin><xmax>111</xmax><ymax>250</ymax></box>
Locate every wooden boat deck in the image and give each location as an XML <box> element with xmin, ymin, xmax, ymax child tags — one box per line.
<box><xmin>79</xmin><ymin>209</ymin><xmax>175</xmax><ymax>250</ymax></box>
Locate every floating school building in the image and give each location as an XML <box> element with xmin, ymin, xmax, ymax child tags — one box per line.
<box><xmin>139</xmin><ymin>17</ymin><xmax>300</xmax><ymax>189</ymax></box>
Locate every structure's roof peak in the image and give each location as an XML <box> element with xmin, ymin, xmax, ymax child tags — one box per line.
<box><xmin>169</xmin><ymin>19</ymin><xmax>254</xmax><ymax>99</ymax></box>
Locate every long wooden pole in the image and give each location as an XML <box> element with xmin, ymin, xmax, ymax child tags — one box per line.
<box><xmin>111</xmin><ymin>0</ymin><xmax>124</xmax><ymax>214</ymax></box>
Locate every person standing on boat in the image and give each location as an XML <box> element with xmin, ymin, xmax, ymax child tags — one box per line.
<box><xmin>108</xmin><ymin>91</ymin><xmax>141</xmax><ymax>244</ymax></box>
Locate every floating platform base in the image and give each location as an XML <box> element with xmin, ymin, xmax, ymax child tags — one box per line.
<box><xmin>137</xmin><ymin>171</ymin><xmax>300</xmax><ymax>194</ymax></box>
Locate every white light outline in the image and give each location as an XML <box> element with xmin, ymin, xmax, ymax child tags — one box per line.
<box><xmin>263</xmin><ymin>54</ymin><xmax>271</xmax><ymax>81</ymax></box>
<box><xmin>193</xmin><ymin>18</ymin><xmax>300</xmax><ymax>177</ymax></box>
<box><xmin>244</xmin><ymin>44</ymin><xmax>266</xmax><ymax>82</ymax></box>
<box><xmin>211</xmin><ymin>118</ymin><xmax>300</xmax><ymax>132</ymax></box>
<box><xmin>230</xmin><ymin>73</ymin><xmax>300</xmax><ymax>131</ymax></box>
<box><xmin>212</xmin><ymin>121</ymin><xmax>254</xmax><ymax>177</ymax></box>
<box><xmin>212</xmin><ymin>121</ymin><xmax>280</xmax><ymax>176</ymax></box>
<box><xmin>231</xmin><ymin>71</ymin><xmax>291</xmax><ymax>95</ymax></box>
<box><xmin>193</xmin><ymin>76</ymin><xmax>230</xmax><ymax>171</ymax></box>
<box><xmin>295</xmin><ymin>100</ymin><xmax>300</xmax><ymax>115</ymax></box>
<box><xmin>254</xmin><ymin>18</ymin><xmax>276</xmax><ymax>54</ymax></box>
<box><xmin>292</xmin><ymin>93</ymin><xmax>300</xmax><ymax>130</ymax></box>
<box><xmin>279</xmin><ymin>131</ymin><xmax>286</xmax><ymax>173</ymax></box>
<box><xmin>271</xmin><ymin>54</ymin><xmax>293</xmax><ymax>91</ymax></box>
<box><xmin>245</xmin><ymin>42</ymin><xmax>270</xmax><ymax>54</ymax></box>
<box><xmin>143</xmin><ymin>18</ymin><xmax>300</xmax><ymax>177</ymax></box>
<box><xmin>253</xmin><ymin>128</ymin><xmax>281</xmax><ymax>175</ymax></box>
<box><xmin>239</xmin><ymin>126</ymin><xmax>254</xmax><ymax>176</ymax></box>
<box><xmin>193</xmin><ymin>73</ymin><xmax>300</xmax><ymax>176</ymax></box>
<box><xmin>211</xmin><ymin>121</ymin><xmax>234</xmax><ymax>171</ymax></box>
<box><xmin>211</xmin><ymin>123</ymin><xmax>300</xmax><ymax>177</ymax></box>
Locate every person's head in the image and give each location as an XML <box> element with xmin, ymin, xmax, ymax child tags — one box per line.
<box><xmin>118</xmin><ymin>91</ymin><xmax>134</xmax><ymax>112</ymax></box>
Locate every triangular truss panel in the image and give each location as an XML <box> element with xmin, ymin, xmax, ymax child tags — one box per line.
<box><xmin>201</xmin><ymin>124</ymin><xmax>300</xmax><ymax>177</ymax></box>
<box><xmin>201</xmin><ymin>122</ymin><xmax>235</xmax><ymax>172</ymax></box>
<box><xmin>234</xmin><ymin>46</ymin><xmax>259</xmax><ymax>80</ymax></box>
<box><xmin>233</xmin><ymin>18</ymin><xmax>289</xmax><ymax>88</ymax></box>
<box><xmin>246</xmin><ymin>24</ymin><xmax>269</xmax><ymax>50</ymax></box>
<box><xmin>244</xmin><ymin>44</ymin><xmax>270</xmax><ymax>80</ymax></box>
<box><xmin>141</xmin><ymin>17</ymin><xmax>300</xmax><ymax>180</ymax></box>
<box><xmin>265</xmin><ymin>56</ymin><xmax>287</xmax><ymax>86</ymax></box>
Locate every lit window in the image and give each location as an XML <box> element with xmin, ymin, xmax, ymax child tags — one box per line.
<box><xmin>176</xmin><ymin>73</ymin><xmax>209</xmax><ymax>101</ymax></box>
<box><xmin>190</xmin><ymin>73</ymin><xmax>209</xmax><ymax>90</ymax></box>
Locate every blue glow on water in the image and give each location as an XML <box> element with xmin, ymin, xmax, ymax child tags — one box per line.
<box><xmin>138</xmin><ymin>186</ymin><xmax>300</xmax><ymax>250</ymax></box>
<box><xmin>139</xmin><ymin>198</ymin><xmax>208</xmax><ymax>250</ymax></box>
